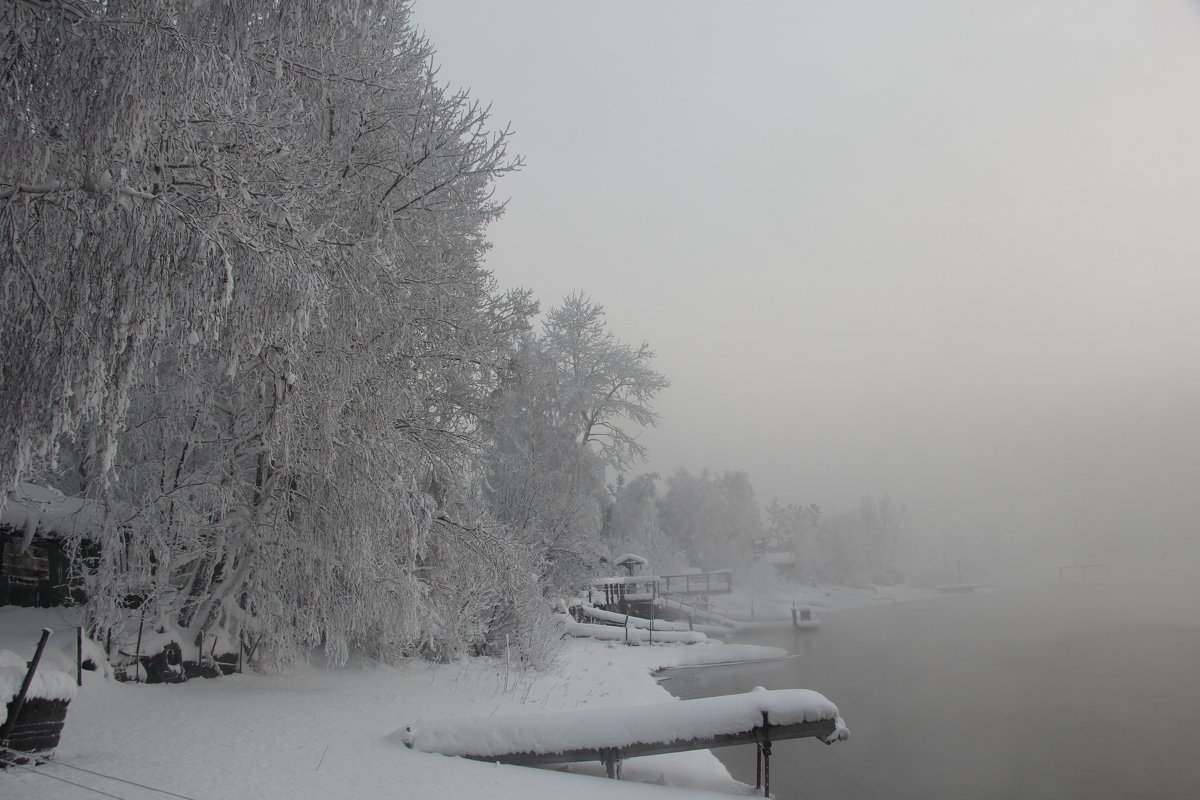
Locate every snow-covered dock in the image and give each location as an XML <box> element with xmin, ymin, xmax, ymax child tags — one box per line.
<box><xmin>399</xmin><ymin>686</ymin><xmax>848</xmax><ymax>793</ymax></box>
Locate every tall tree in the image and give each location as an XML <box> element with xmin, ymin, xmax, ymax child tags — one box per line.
<box><xmin>483</xmin><ymin>333</ymin><xmax>606</xmax><ymax>593</ymax></box>
<box><xmin>541</xmin><ymin>294</ymin><xmax>669</xmax><ymax>469</ymax></box>
<box><xmin>658</xmin><ymin>469</ymin><xmax>762</xmax><ymax>571</ymax></box>
<box><xmin>601</xmin><ymin>473</ymin><xmax>683</xmax><ymax>573</ymax></box>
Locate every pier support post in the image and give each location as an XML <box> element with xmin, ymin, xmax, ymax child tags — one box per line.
<box><xmin>761</xmin><ymin>740</ymin><xmax>772</xmax><ymax>797</ymax></box>
<box><xmin>601</xmin><ymin>748</ymin><xmax>622</xmax><ymax>779</ymax></box>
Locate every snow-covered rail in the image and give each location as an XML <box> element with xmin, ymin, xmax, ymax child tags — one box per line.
<box><xmin>398</xmin><ymin>686</ymin><xmax>848</xmax><ymax>794</ymax></box>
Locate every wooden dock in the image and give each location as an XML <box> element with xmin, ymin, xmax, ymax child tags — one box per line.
<box><xmin>472</xmin><ymin>713</ymin><xmax>836</xmax><ymax>794</ymax></box>
<box><xmin>658</xmin><ymin>570</ymin><xmax>733</xmax><ymax>596</ymax></box>
<box><xmin>402</xmin><ymin>687</ymin><xmax>848</xmax><ymax>797</ymax></box>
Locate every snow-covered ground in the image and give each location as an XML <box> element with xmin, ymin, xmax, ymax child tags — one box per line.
<box><xmin>1</xmin><ymin>584</ymin><xmax>925</xmax><ymax>798</ymax></box>
<box><xmin>1</xmin><ymin>606</ymin><xmax>791</xmax><ymax>799</ymax></box>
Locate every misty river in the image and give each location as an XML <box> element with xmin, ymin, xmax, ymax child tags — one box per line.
<box><xmin>661</xmin><ymin>580</ymin><xmax>1200</xmax><ymax>800</ymax></box>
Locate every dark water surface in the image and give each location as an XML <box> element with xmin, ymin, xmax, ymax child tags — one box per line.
<box><xmin>662</xmin><ymin>581</ymin><xmax>1200</xmax><ymax>800</ymax></box>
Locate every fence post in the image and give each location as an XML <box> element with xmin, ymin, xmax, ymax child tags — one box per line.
<box><xmin>761</xmin><ymin>711</ymin><xmax>772</xmax><ymax>797</ymax></box>
<box><xmin>134</xmin><ymin>605</ymin><xmax>145</xmax><ymax>683</ymax></box>
<box><xmin>0</xmin><ymin>628</ymin><xmax>53</xmax><ymax>745</ymax></box>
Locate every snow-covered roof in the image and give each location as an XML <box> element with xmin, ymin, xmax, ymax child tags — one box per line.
<box><xmin>1</xmin><ymin>482</ymin><xmax>99</xmax><ymax>538</ymax></box>
<box><xmin>399</xmin><ymin>686</ymin><xmax>848</xmax><ymax>758</ymax></box>
<box><xmin>613</xmin><ymin>554</ymin><xmax>649</xmax><ymax>567</ymax></box>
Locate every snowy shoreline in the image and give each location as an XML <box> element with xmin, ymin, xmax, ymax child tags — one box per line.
<box><xmin>1</xmin><ymin>606</ymin><xmax>789</xmax><ymax>798</ymax></box>
<box><xmin>0</xmin><ymin>586</ymin><xmax>937</xmax><ymax>798</ymax></box>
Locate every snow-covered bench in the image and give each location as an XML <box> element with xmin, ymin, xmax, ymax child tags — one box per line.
<box><xmin>398</xmin><ymin>686</ymin><xmax>848</xmax><ymax>792</ymax></box>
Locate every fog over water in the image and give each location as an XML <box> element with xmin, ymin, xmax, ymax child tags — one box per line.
<box><xmin>412</xmin><ymin>1</ymin><xmax>1200</xmax><ymax>581</ymax></box>
<box><xmin>664</xmin><ymin>580</ymin><xmax>1200</xmax><ymax>799</ymax></box>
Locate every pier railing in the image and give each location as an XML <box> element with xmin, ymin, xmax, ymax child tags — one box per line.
<box><xmin>658</xmin><ymin>570</ymin><xmax>733</xmax><ymax>596</ymax></box>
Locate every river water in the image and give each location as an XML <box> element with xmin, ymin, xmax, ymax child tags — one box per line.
<box><xmin>661</xmin><ymin>580</ymin><xmax>1200</xmax><ymax>800</ymax></box>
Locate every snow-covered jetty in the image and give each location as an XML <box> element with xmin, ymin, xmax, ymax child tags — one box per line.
<box><xmin>399</xmin><ymin>686</ymin><xmax>848</xmax><ymax>792</ymax></box>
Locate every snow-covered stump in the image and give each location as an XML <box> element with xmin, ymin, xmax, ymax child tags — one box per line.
<box><xmin>398</xmin><ymin>686</ymin><xmax>849</xmax><ymax>793</ymax></box>
<box><xmin>1</xmin><ymin>630</ymin><xmax>77</xmax><ymax>764</ymax></box>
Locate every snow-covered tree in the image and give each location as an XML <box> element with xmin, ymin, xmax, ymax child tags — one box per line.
<box><xmin>601</xmin><ymin>473</ymin><xmax>684</xmax><ymax>573</ymax></box>
<box><xmin>541</xmin><ymin>294</ymin><xmax>669</xmax><ymax>469</ymax></box>
<box><xmin>483</xmin><ymin>334</ymin><xmax>606</xmax><ymax>593</ymax></box>
<box><xmin>4</xmin><ymin>0</ymin><xmax>539</xmax><ymax>669</ymax></box>
<box><xmin>657</xmin><ymin>469</ymin><xmax>762</xmax><ymax>571</ymax></box>
<box><xmin>766</xmin><ymin>500</ymin><xmax>822</xmax><ymax>583</ymax></box>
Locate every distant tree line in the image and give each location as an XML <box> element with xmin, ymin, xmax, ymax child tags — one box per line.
<box><xmin>603</xmin><ymin>468</ymin><xmax>910</xmax><ymax>586</ymax></box>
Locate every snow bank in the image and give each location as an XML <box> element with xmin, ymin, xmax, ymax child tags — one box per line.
<box><xmin>563</xmin><ymin>619</ymin><xmax>707</xmax><ymax>644</ymax></box>
<box><xmin>399</xmin><ymin>685</ymin><xmax>848</xmax><ymax>758</ymax></box>
<box><xmin>0</xmin><ymin>649</ymin><xmax>78</xmax><ymax>705</ymax></box>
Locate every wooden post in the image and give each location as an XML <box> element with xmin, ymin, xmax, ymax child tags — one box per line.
<box><xmin>0</xmin><ymin>628</ymin><xmax>53</xmax><ymax>745</ymax></box>
<box><xmin>762</xmin><ymin>740</ymin><xmax>772</xmax><ymax>796</ymax></box>
<box><xmin>755</xmin><ymin>742</ymin><xmax>762</xmax><ymax>788</ymax></box>
<box><xmin>601</xmin><ymin>748</ymin><xmax>621</xmax><ymax>779</ymax></box>
<box><xmin>134</xmin><ymin>605</ymin><xmax>145</xmax><ymax>683</ymax></box>
<box><xmin>76</xmin><ymin>626</ymin><xmax>83</xmax><ymax>686</ymax></box>
<box><xmin>760</xmin><ymin>710</ymin><xmax>772</xmax><ymax>797</ymax></box>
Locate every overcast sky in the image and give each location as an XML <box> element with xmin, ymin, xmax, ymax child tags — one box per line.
<box><xmin>411</xmin><ymin>1</ymin><xmax>1200</xmax><ymax>577</ymax></box>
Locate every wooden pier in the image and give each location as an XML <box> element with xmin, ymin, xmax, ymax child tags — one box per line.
<box><xmin>468</xmin><ymin>712</ymin><xmax>836</xmax><ymax>794</ymax></box>
<box><xmin>402</xmin><ymin>687</ymin><xmax>848</xmax><ymax>797</ymax></box>
<box><xmin>658</xmin><ymin>570</ymin><xmax>733</xmax><ymax>596</ymax></box>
